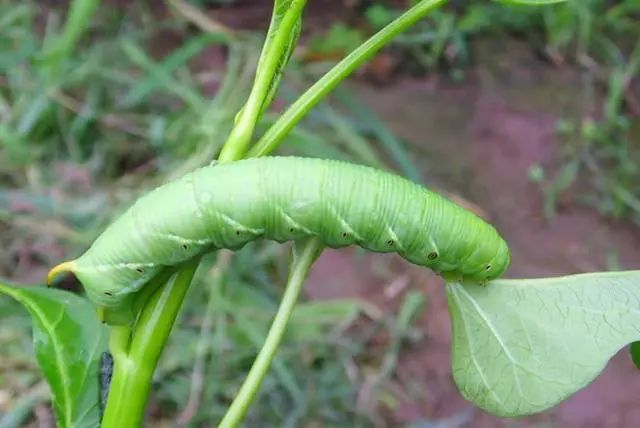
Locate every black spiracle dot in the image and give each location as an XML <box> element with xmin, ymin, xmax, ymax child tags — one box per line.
<box><xmin>387</xmin><ymin>240</ymin><xmax>394</xmax><ymax>246</ymax></box>
<box><xmin>236</xmin><ymin>230</ymin><xmax>241</xmax><ymax>235</ymax></box>
<box><xmin>104</xmin><ymin>291</ymin><xmax>113</xmax><ymax>296</ymax></box>
<box><xmin>182</xmin><ymin>244</ymin><xmax>188</xmax><ymax>250</ymax></box>
<box><xmin>135</xmin><ymin>267</ymin><xmax>144</xmax><ymax>273</ymax></box>
<box><xmin>485</xmin><ymin>264</ymin><xmax>492</xmax><ymax>271</ymax></box>
<box><xmin>427</xmin><ymin>252</ymin><xmax>439</xmax><ymax>260</ymax></box>
<box><xmin>289</xmin><ymin>228</ymin><xmax>295</xmax><ymax>233</ymax></box>
<box><xmin>342</xmin><ymin>232</ymin><xmax>348</xmax><ymax>238</ymax></box>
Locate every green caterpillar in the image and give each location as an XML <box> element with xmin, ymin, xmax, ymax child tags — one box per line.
<box><xmin>48</xmin><ymin>156</ymin><xmax>510</xmax><ymax>324</ymax></box>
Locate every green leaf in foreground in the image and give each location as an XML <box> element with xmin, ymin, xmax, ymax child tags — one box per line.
<box><xmin>446</xmin><ymin>271</ymin><xmax>640</xmax><ymax>417</ymax></box>
<box><xmin>0</xmin><ymin>283</ymin><xmax>107</xmax><ymax>428</ymax></box>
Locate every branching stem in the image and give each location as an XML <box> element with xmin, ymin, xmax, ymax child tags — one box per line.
<box><xmin>248</xmin><ymin>0</ymin><xmax>448</xmax><ymax>157</ymax></box>
<box><xmin>101</xmin><ymin>260</ymin><xmax>200</xmax><ymax>428</ymax></box>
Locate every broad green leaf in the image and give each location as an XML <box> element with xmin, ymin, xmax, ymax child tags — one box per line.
<box><xmin>0</xmin><ymin>283</ymin><xmax>107</xmax><ymax>428</ymax></box>
<box><xmin>446</xmin><ymin>271</ymin><xmax>640</xmax><ymax>417</ymax></box>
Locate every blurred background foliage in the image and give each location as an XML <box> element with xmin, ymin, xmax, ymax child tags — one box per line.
<box><xmin>0</xmin><ymin>0</ymin><xmax>639</xmax><ymax>426</ymax></box>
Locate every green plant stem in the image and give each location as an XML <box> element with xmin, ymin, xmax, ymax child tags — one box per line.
<box><xmin>248</xmin><ymin>0</ymin><xmax>447</xmax><ymax>157</ymax></box>
<box><xmin>108</xmin><ymin>325</ymin><xmax>131</xmax><ymax>363</ymax></box>
<box><xmin>218</xmin><ymin>237</ymin><xmax>323</xmax><ymax>428</ymax></box>
<box><xmin>101</xmin><ymin>259</ymin><xmax>200</xmax><ymax>428</ymax></box>
<box><xmin>218</xmin><ymin>0</ymin><xmax>308</xmax><ymax>162</ymax></box>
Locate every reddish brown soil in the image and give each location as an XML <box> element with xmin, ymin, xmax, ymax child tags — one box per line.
<box><xmin>306</xmin><ymin>42</ymin><xmax>640</xmax><ymax>427</ymax></box>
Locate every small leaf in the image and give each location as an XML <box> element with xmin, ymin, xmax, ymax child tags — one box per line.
<box><xmin>0</xmin><ymin>283</ymin><xmax>107</xmax><ymax>428</ymax></box>
<box><xmin>446</xmin><ymin>271</ymin><xmax>640</xmax><ymax>417</ymax></box>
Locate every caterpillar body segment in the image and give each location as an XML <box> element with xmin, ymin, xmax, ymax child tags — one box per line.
<box><xmin>48</xmin><ymin>156</ymin><xmax>510</xmax><ymax>324</ymax></box>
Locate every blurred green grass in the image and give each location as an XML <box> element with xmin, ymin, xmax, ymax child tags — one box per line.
<box><xmin>0</xmin><ymin>0</ymin><xmax>639</xmax><ymax>426</ymax></box>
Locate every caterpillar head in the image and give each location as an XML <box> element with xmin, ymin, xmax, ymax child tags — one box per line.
<box><xmin>465</xmin><ymin>237</ymin><xmax>511</xmax><ymax>282</ymax></box>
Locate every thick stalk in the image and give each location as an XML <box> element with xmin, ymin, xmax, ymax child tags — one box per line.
<box><xmin>101</xmin><ymin>259</ymin><xmax>200</xmax><ymax>428</ymax></box>
<box><xmin>248</xmin><ymin>0</ymin><xmax>447</xmax><ymax>157</ymax></box>
<box><xmin>218</xmin><ymin>238</ymin><xmax>323</xmax><ymax>428</ymax></box>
